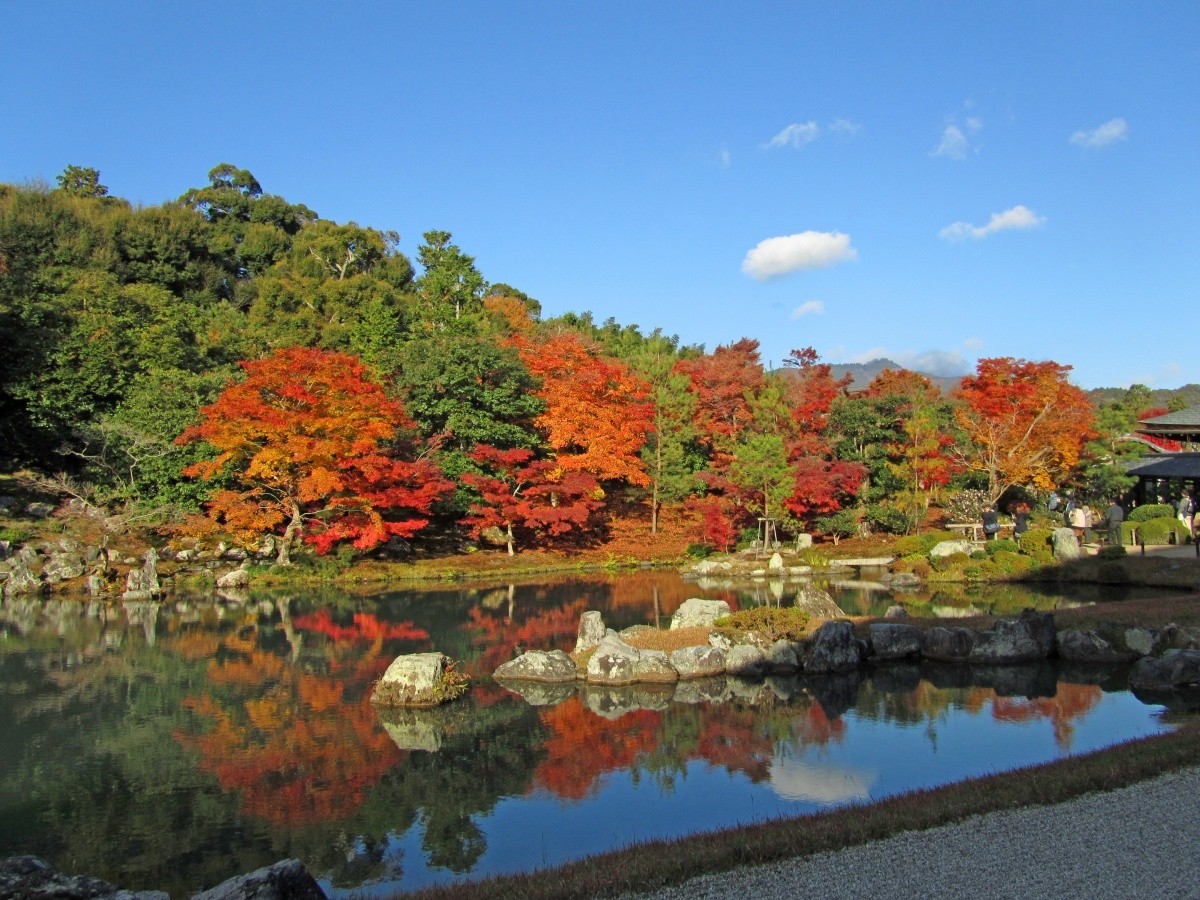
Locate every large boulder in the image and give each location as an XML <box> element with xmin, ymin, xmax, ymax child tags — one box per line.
<box><xmin>634</xmin><ymin>649</ymin><xmax>680</xmax><ymax>683</ymax></box>
<box><xmin>1124</xmin><ymin>626</ymin><xmax>1171</xmax><ymax>658</ymax></box>
<box><xmin>1055</xmin><ymin>629</ymin><xmax>1133</xmax><ymax>664</ymax></box>
<box><xmin>1129</xmin><ymin>650</ymin><xmax>1200</xmax><ymax>692</ymax></box>
<box><xmin>42</xmin><ymin>551</ymin><xmax>85</xmax><ymax>584</ymax></box>
<box><xmin>766</xmin><ymin>639</ymin><xmax>800</xmax><ymax>673</ymax></box>
<box><xmin>803</xmin><ymin>621</ymin><xmax>863</xmax><ymax>673</ymax></box>
<box><xmin>1052</xmin><ymin>527</ymin><xmax>1080</xmax><ymax>560</ymax></box>
<box><xmin>670</xmin><ymin>597</ymin><xmax>731</xmax><ymax>630</ymax></box>
<box><xmin>2</xmin><ymin>562</ymin><xmax>42</xmax><ymax>598</ymax></box>
<box><xmin>969</xmin><ymin>611</ymin><xmax>1055</xmax><ymax>664</ymax></box>
<box><xmin>670</xmin><ymin>645</ymin><xmax>726</xmax><ymax>679</ymax></box>
<box><xmin>371</xmin><ymin>652</ymin><xmax>466</xmax><ymax>707</ymax></box>
<box><xmin>494</xmin><ymin>649</ymin><xmax>579</xmax><ymax>683</ymax></box>
<box><xmin>193</xmin><ymin>859</ymin><xmax>325</xmax><ymax>900</ymax></box>
<box><xmin>123</xmin><ymin>549</ymin><xmax>161</xmax><ymax>600</ymax></box>
<box><xmin>794</xmin><ymin>586</ymin><xmax>844</xmax><ymax>619</ymax></box>
<box><xmin>586</xmin><ymin>634</ymin><xmax>642</xmax><ymax>684</ymax></box>
<box><xmin>217</xmin><ymin>565</ymin><xmax>251</xmax><ymax>589</ymax></box>
<box><xmin>725</xmin><ymin>644</ymin><xmax>769</xmax><ymax>677</ymax></box>
<box><xmin>869</xmin><ymin>623</ymin><xmax>921</xmax><ymax>660</ymax></box>
<box><xmin>0</xmin><ymin>855</ymin><xmax>169</xmax><ymax>900</ymax></box>
<box><xmin>574</xmin><ymin>610</ymin><xmax>607</xmax><ymax>653</ymax></box>
<box><xmin>921</xmin><ymin>627</ymin><xmax>975</xmax><ymax>662</ymax></box>
<box><xmin>929</xmin><ymin>540</ymin><xmax>973</xmax><ymax>558</ymax></box>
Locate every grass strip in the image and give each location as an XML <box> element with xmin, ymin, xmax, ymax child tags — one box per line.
<box><xmin>396</xmin><ymin>719</ymin><xmax>1200</xmax><ymax>900</ymax></box>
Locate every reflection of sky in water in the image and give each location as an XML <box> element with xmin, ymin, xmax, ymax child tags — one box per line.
<box><xmin>768</xmin><ymin>753</ymin><xmax>876</xmax><ymax>803</ymax></box>
<box><xmin>346</xmin><ymin>689</ymin><xmax>1169</xmax><ymax>896</ymax></box>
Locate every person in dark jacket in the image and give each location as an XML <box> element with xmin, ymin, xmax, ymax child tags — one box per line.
<box><xmin>1103</xmin><ymin>501</ymin><xmax>1124</xmax><ymax>546</ymax></box>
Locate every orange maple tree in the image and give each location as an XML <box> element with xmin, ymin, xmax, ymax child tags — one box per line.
<box><xmin>953</xmin><ymin>357</ymin><xmax>1095</xmax><ymax>500</ymax></box>
<box><xmin>177</xmin><ymin>347</ymin><xmax>451</xmax><ymax>564</ymax></box>
<box><xmin>509</xmin><ymin>329</ymin><xmax>654</xmax><ymax>486</ymax></box>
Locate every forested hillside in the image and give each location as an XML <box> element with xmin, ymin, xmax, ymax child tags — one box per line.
<box><xmin>0</xmin><ymin>165</ymin><xmax>1182</xmax><ymax>560</ymax></box>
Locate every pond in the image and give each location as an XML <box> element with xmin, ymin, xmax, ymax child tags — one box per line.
<box><xmin>0</xmin><ymin>571</ymin><xmax>1182</xmax><ymax>896</ymax></box>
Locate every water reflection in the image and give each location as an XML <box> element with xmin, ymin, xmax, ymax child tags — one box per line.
<box><xmin>0</xmin><ymin>573</ymin><xmax>1180</xmax><ymax>896</ymax></box>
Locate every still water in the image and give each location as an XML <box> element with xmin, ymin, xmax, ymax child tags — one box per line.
<box><xmin>0</xmin><ymin>571</ymin><xmax>1179</xmax><ymax>896</ymax></box>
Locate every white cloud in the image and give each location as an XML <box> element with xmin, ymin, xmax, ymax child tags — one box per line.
<box><xmin>933</xmin><ymin>115</ymin><xmax>983</xmax><ymax>159</ymax></box>
<box><xmin>720</xmin><ymin>147</ymin><xmax>732</xmax><ymax>168</ymax></box>
<box><xmin>766</xmin><ymin>122</ymin><xmax>821</xmax><ymax>149</ymax></box>
<box><xmin>741</xmin><ymin>231</ymin><xmax>857</xmax><ymax>280</ymax></box>
<box><xmin>933</xmin><ymin>124</ymin><xmax>969</xmax><ymax>159</ymax></box>
<box><xmin>829</xmin><ymin>118</ymin><xmax>863</xmax><ymax>136</ymax></box>
<box><xmin>790</xmin><ymin>300</ymin><xmax>825</xmax><ymax>319</ymax></box>
<box><xmin>1071</xmin><ymin>117</ymin><xmax>1129</xmax><ymax>149</ymax></box>
<box><xmin>963</xmin><ymin>336</ymin><xmax>984</xmax><ymax>350</ymax></box>
<box><xmin>939</xmin><ymin>204</ymin><xmax>1046</xmax><ymax>241</ymax></box>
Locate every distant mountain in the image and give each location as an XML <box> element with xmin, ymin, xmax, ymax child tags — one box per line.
<box><xmin>1087</xmin><ymin>384</ymin><xmax>1200</xmax><ymax>409</ymax></box>
<box><xmin>823</xmin><ymin>358</ymin><xmax>963</xmax><ymax>394</ymax></box>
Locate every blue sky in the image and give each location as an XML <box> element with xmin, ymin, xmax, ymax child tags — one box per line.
<box><xmin>4</xmin><ymin>2</ymin><xmax>1197</xmax><ymax>389</ymax></box>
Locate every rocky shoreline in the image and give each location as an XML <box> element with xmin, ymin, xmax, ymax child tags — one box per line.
<box><xmin>493</xmin><ymin>599</ymin><xmax>1200</xmax><ymax>712</ymax></box>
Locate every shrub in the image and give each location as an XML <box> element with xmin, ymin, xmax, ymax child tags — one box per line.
<box><xmin>1018</xmin><ymin>528</ymin><xmax>1055</xmax><ymax>555</ymax></box>
<box><xmin>686</xmin><ymin>543</ymin><xmax>714</xmax><ymax>559</ymax></box>
<box><xmin>991</xmin><ymin>550</ymin><xmax>1033</xmax><ymax>575</ymax></box>
<box><xmin>1119</xmin><ymin>521</ymin><xmax>1139</xmax><ymax>545</ymax></box>
<box><xmin>943</xmin><ymin>489</ymin><xmax>991</xmax><ymax>523</ymax></box>
<box><xmin>797</xmin><ymin>548</ymin><xmax>831</xmax><ymax>568</ymax></box>
<box><xmin>0</xmin><ymin>526</ymin><xmax>33</xmax><ymax>544</ymax></box>
<box><xmin>1098</xmin><ymin>544</ymin><xmax>1127</xmax><ymax>560</ymax></box>
<box><xmin>985</xmin><ymin>538</ymin><xmax>1020</xmax><ymax>556</ymax></box>
<box><xmin>866</xmin><ymin>504</ymin><xmax>915</xmax><ymax>535</ymax></box>
<box><xmin>892</xmin><ymin>530</ymin><xmax>960</xmax><ymax>556</ymax></box>
<box><xmin>1137</xmin><ymin>516</ymin><xmax>1189</xmax><ymax>545</ymax></box>
<box><xmin>1127</xmin><ymin>503</ymin><xmax>1175</xmax><ymax>523</ymax></box>
<box><xmin>931</xmin><ymin>551</ymin><xmax>970</xmax><ymax>572</ymax></box>
<box><xmin>714</xmin><ymin>607</ymin><xmax>812</xmax><ymax>642</ymax></box>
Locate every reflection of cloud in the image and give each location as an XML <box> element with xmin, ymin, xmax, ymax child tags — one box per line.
<box><xmin>769</xmin><ymin>755</ymin><xmax>876</xmax><ymax>803</ymax></box>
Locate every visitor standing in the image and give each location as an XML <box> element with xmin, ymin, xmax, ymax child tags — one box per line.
<box><xmin>1068</xmin><ymin>503</ymin><xmax>1087</xmax><ymax>542</ymax></box>
<box><xmin>1179</xmin><ymin>492</ymin><xmax>1195</xmax><ymax>536</ymax></box>
<box><xmin>1104</xmin><ymin>500</ymin><xmax>1124</xmax><ymax>546</ymax></box>
<box><xmin>1012</xmin><ymin>501</ymin><xmax>1030</xmax><ymax>540</ymax></box>
<box><xmin>981</xmin><ymin>503</ymin><xmax>1000</xmax><ymax>541</ymax></box>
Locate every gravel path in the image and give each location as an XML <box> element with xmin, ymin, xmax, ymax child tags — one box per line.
<box><xmin>625</xmin><ymin>767</ymin><xmax>1200</xmax><ymax>899</ymax></box>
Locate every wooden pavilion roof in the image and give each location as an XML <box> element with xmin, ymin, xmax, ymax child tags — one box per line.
<box><xmin>1136</xmin><ymin>404</ymin><xmax>1200</xmax><ymax>441</ymax></box>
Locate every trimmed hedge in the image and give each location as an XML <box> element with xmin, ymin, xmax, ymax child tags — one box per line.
<box><xmin>1122</xmin><ymin>516</ymin><xmax>1190</xmax><ymax>546</ymax></box>
<box><xmin>1127</xmin><ymin>503</ymin><xmax>1175</xmax><ymax>522</ymax></box>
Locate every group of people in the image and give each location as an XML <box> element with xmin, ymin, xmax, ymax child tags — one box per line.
<box><xmin>977</xmin><ymin>489</ymin><xmax>1197</xmax><ymax>546</ymax></box>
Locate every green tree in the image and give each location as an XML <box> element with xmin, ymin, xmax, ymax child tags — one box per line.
<box><xmin>415</xmin><ymin>230</ymin><xmax>486</xmax><ymax>323</ymax></box>
<box><xmin>54</xmin><ymin>164</ymin><xmax>108</xmax><ymax>198</ymax></box>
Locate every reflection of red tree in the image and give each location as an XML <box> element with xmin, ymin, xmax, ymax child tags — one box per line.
<box><xmin>689</xmin><ymin>704</ymin><xmax>772</xmax><ymax>782</ymax></box>
<box><xmin>173</xmin><ymin>628</ymin><xmax>402</xmax><ymax>825</ymax></box>
<box><xmin>467</xmin><ymin>601</ymin><xmax>588</xmax><ymax>705</ymax></box>
<box><xmin>990</xmin><ymin>683</ymin><xmax>1103</xmax><ymax>750</ymax></box>
<box><xmin>531</xmin><ymin>696</ymin><xmax>662</xmax><ymax>800</ymax></box>
<box><xmin>293</xmin><ymin>610</ymin><xmax>428</xmax><ymax>643</ymax></box>
<box><xmin>793</xmin><ymin>702</ymin><xmax>847</xmax><ymax>747</ymax></box>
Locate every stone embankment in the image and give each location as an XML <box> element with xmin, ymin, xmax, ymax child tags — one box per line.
<box><xmin>494</xmin><ymin>599</ymin><xmax>1200</xmax><ymax>711</ymax></box>
<box><xmin>0</xmin><ymin>513</ymin><xmax>270</xmax><ymax>604</ymax></box>
<box><xmin>0</xmin><ymin>855</ymin><xmax>325</xmax><ymax>900</ymax></box>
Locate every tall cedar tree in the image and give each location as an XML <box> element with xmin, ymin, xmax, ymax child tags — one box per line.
<box><xmin>953</xmin><ymin>357</ymin><xmax>1095</xmax><ymax>500</ymax></box>
<box><xmin>177</xmin><ymin>347</ymin><xmax>450</xmax><ymax>564</ymax></box>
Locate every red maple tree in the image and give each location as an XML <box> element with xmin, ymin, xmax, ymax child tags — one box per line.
<box><xmin>461</xmin><ymin>444</ymin><xmax>605</xmax><ymax>554</ymax></box>
<box><xmin>177</xmin><ymin>347</ymin><xmax>451</xmax><ymax>564</ymax></box>
<box><xmin>953</xmin><ymin>357</ymin><xmax>1095</xmax><ymax>499</ymax></box>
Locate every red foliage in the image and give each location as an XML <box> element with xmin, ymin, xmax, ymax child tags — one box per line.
<box><xmin>675</xmin><ymin>338</ymin><xmax>766</xmax><ymax>471</ymax></box>
<box><xmin>292</xmin><ymin>610</ymin><xmax>429</xmax><ymax>644</ymax></box>
<box><xmin>784</xmin><ymin>457</ymin><xmax>867</xmax><ymax>519</ymax></box>
<box><xmin>462</xmin><ymin>445</ymin><xmax>604</xmax><ymax>552</ymax></box>
<box><xmin>954</xmin><ymin>357</ymin><xmax>1095</xmax><ymax>496</ymax></box>
<box><xmin>177</xmin><ymin>347</ymin><xmax>451</xmax><ymax>555</ymax></box>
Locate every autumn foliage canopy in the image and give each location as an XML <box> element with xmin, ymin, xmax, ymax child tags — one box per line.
<box><xmin>178</xmin><ymin>347</ymin><xmax>451</xmax><ymax>560</ymax></box>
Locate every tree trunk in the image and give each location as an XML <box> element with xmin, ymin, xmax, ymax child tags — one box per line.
<box><xmin>277</xmin><ymin>501</ymin><xmax>303</xmax><ymax>566</ymax></box>
<box><xmin>505</xmin><ymin>523</ymin><xmax>515</xmax><ymax>557</ymax></box>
